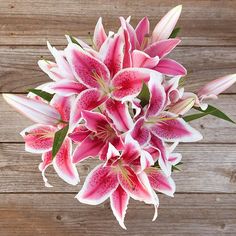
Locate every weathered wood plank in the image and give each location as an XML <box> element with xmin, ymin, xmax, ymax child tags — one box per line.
<box><xmin>0</xmin><ymin>143</ymin><xmax>236</xmax><ymax>193</ymax></box>
<box><xmin>0</xmin><ymin>193</ymin><xmax>235</xmax><ymax>235</ymax></box>
<box><xmin>1</xmin><ymin>95</ymin><xmax>235</xmax><ymax>143</ymax></box>
<box><xmin>1</xmin><ymin>0</ymin><xmax>236</xmax><ymax>46</ymax></box>
<box><xmin>0</xmin><ymin>46</ymin><xmax>236</xmax><ymax>93</ymax></box>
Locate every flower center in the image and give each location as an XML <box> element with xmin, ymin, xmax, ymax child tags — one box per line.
<box><xmin>94</xmin><ymin>124</ymin><xmax>115</xmax><ymax>141</ymax></box>
<box><xmin>145</xmin><ymin>115</ymin><xmax>180</xmax><ymax>125</ymax></box>
<box><xmin>91</xmin><ymin>70</ymin><xmax>111</xmax><ymax>95</ymax></box>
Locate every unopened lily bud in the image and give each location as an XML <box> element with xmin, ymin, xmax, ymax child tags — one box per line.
<box><xmin>3</xmin><ymin>94</ymin><xmax>61</xmax><ymax>125</ymax></box>
<box><xmin>169</xmin><ymin>97</ymin><xmax>195</xmax><ymax>115</ymax></box>
<box><xmin>152</xmin><ymin>5</ymin><xmax>182</xmax><ymax>42</ymax></box>
<box><xmin>197</xmin><ymin>74</ymin><xmax>236</xmax><ymax>100</ymax></box>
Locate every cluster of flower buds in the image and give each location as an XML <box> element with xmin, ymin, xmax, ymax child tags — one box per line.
<box><xmin>3</xmin><ymin>5</ymin><xmax>236</xmax><ymax>229</ymax></box>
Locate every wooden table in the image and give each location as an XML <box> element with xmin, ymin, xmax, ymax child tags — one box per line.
<box><xmin>0</xmin><ymin>0</ymin><xmax>236</xmax><ymax>235</ymax></box>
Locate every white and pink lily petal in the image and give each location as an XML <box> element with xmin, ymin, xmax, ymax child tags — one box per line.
<box><xmin>99</xmin><ymin>33</ymin><xmax>124</xmax><ymax>77</ymax></box>
<box><xmin>93</xmin><ymin>17</ymin><xmax>107</xmax><ymax>50</ymax></box>
<box><xmin>47</xmin><ymin>79</ymin><xmax>87</xmax><ymax>97</ymax></box>
<box><xmin>110</xmin><ymin>185</ymin><xmax>129</xmax><ymax>229</ymax></box>
<box><xmin>38</xmin><ymin>138</ymin><xmax>79</xmax><ymax>187</ymax></box>
<box><xmin>105</xmin><ymin>98</ymin><xmax>133</xmax><ymax>133</ymax></box>
<box><xmin>146</xmin><ymin>167</ymin><xmax>176</xmax><ymax>197</ymax></box>
<box><xmin>149</xmin><ymin>111</ymin><xmax>203</xmax><ymax>143</ymax></box>
<box><xmin>20</xmin><ymin>124</ymin><xmax>56</xmax><ymax>154</ymax></box>
<box><xmin>135</xmin><ymin>16</ymin><xmax>150</xmax><ymax>49</ymax></box>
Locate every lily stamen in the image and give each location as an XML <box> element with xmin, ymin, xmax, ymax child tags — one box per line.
<box><xmin>145</xmin><ymin>115</ymin><xmax>180</xmax><ymax>124</ymax></box>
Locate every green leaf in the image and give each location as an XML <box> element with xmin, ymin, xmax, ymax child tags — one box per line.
<box><xmin>28</xmin><ymin>89</ymin><xmax>54</xmax><ymax>102</ymax></box>
<box><xmin>195</xmin><ymin>105</ymin><xmax>235</xmax><ymax>124</ymax></box>
<box><xmin>52</xmin><ymin>125</ymin><xmax>69</xmax><ymax>158</ymax></box>
<box><xmin>153</xmin><ymin>161</ymin><xmax>183</xmax><ymax>172</ymax></box>
<box><xmin>183</xmin><ymin>105</ymin><xmax>236</xmax><ymax>124</ymax></box>
<box><xmin>178</xmin><ymin>76</ymin><xmax>187</xmax><ymax>88</ymax></box>
<box><xmin>137</xmin><ymin>83</ymin><xmax>150</xmax><ymax>107</ymax></box>
<box><xmin>169</xmin><ymin>27</ymin><xmax>181</xmax><ymax>38</ymax></box>
<box><xmin>172</xmin><ymin>162</ymin><xmax>183</xmax><ymax>172</ymax></box>
<box><xmin>68</xmin><ymin>35</ymin><xmax>83</xmax><ymax>48</ymax></box>
<box><xmin>183</xmin><ymin>112</ymin><xmax>209</xmax><ymax>122</ymax></box>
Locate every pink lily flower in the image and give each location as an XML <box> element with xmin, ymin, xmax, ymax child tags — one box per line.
<box><xmin>71</xmin><ymin>110</ymin><xmax>123</xmax><ymax>163</ymax></box>
<box><xmin>38</xmin><ymin>41</ymin><xmax>76</xmax><ymax>82</ymax></box>
<box><xmin>64</xmin><ymin>42</ymin><xmax>151</xmax><ymax>129</ymax></box>
<box><xmin>131</xmin><ymin>75</ymin><xmax>202</xmax><ymax>175</ymax></box>
<box><xmin>76</xmin><ymin>137</ymin><xmax>159</xmax><ymax>229</ymax></box>
<box><xmin>19</xmin><ymin>95</ymin><xmax>79</xmax><ymax>186</ymax></box>
<box><xmin>118</xmin><ymin>6</ymin><xmax>186</xmax><ymax>76</ymax></box>
<box><xmin>38</xmin><ymin>42</ymin><xmax>87</xmax><ymax>97</ymax></box>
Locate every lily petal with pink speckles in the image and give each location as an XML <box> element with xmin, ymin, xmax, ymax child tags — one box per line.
<box><xmin>100</xmin><ymin>34</ymin><xmax>124</xmax><ymax>77</ymax></box>
<box><xmin>111</xmin><ymin>68</ymin><xmax>150</xmax><ymax>101</ymax></box>
<box><xmin>65</xmin><ymin>43</ymin><xmax>110</xmax><ymax>88</ymax></box>
<box><xmin>68</xmin><ymin>125</ymin><xmax>91</xmax><ymax>143</ymax></box>
<box><xmin>147</xmin><ymin>168</ymin><xmax>176</xmax><ymax>197</ymax></box>
<box><xmin>93</xmin><ymin>17</ymin><xmax>107</xmax><ymax>50</ymax></box>
<box><xmin>20</xmin><ymin>124</ymin><xmax>57</xmax><ymax>154</ymax></box>
<box><xmin>81</xmin><ymin>110</ymin><xmax>110</xmax><ymax>133</ymax></box>
<box><xmin>49</xmin><ymin>79</ymin><xmax>87</xmax><ymax>96</ymax></box>
<box><xmin>105</xmin><ymin>98</ymin><xmax>133</xmax><ymax>132</ymax></box>
<box><xmin>76</xmin><ymin>164</ymin><xmax>119</xmax><ymax>205</ymax></box>
<box><xmin>120</xmin><ymin>17</ymin><xmax>138</xmax><ymax>50</ymax></box>
<box><xmin>131</xmin><ymin>118</ymin><xmax>150</xmax><ymax>146</ymax></box>
<box><xmin>146</xmin><ymin>73</ymin><xmax>166</xmax><ymax>118</ymax></box>
<box><xmin>50</xmin><ymin>95</ymin><xmax>74</xmax><ymax>123</ymax></box>
<box><xmin>52</xmin><ymin>138</ymin><xmax>79</xmax><ymax>185</ymax></box>
<box><xmin>39</xmin><ymin>151</ymin><xmax>53</xmax><ymax>188</ymax></box>
<box><xmin>69</xmin><ymin>88</ymin><xmax>107</xmax><ymax>130</ymax></box>
<box><xmin>150</xmin><ymin>134</ymin><xmax>171</xmax><ymax>176</ymax></box>
<box><xmin>110</xmin><ymin>185</ymin><xmax>129</xmax><ymax>229</ymax></box>
<box><xmin>150</xmin><ymin>112</ymin><xmax>203</xmax><ymax>142</ymax></box>
<box><xmin>118</xmin><ymin>166</ymin><xmax>153</xmax><ymax>203</ymax></box>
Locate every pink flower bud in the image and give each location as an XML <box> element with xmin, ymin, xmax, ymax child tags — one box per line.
<box><xmin>169</xmin><ymin>97</ymin><xmax>195</xmax><ymax>115</ymax></box>
<box><xmin>152</xmin><ymin>5</ymin><xmax>182</xmax><ymax>42</ymax></box>
<box><xmin>198</xmin><ymin>74</ymin><xmax>236</xmax><ymax>100</ymax></box>
<box><xmin>3</xmin><ymin>94</ymin><xmax>61</xmax><ymax>125</ymax></box>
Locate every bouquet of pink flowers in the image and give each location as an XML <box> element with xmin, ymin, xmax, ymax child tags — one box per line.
<box><xmin>3</xmin><ymin>5</ymin><xmax>236</xmax><ymax>229</ymax></box>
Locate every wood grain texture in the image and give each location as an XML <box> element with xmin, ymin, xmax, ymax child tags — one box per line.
<box><xmin>1</xmin><ymin>95</ymin><xmax>236</xmax><ymax>143</ymax></box>
<box><xmin>0</xmin><ymin>143</ymin><xmax>236</xmax><ymax>193</ymax></box>
<box><xmin>1</xmin><ymin>0</ymin><xmax>236</xmax><ymax>46</ymax></box>
<box><xmin>1</xmin><ymin>46</ymin><xmax>236</xmax><ymax>93</ymax></box>
<box><xmin>1</xmin><ymin>0</ymin><xmax>236</xmax><ymax>235</ymax></box>
<box><xmin>0</xmin><ymin>193</ymin><xmax>235</xmax><ymax>235</ymax></box>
